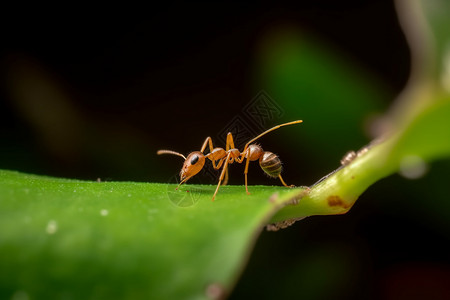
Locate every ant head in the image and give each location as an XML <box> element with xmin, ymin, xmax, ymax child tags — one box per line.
<box><xmin>180</xmin><ymin>151</ymin><xmax>205</xmax><ymax>183</ymax></box>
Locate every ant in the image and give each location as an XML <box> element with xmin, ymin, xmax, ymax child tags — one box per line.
<box><xmin>157</xmin><ymin>120</ymin><xmax>303</xmax><ymax>201</ymax></box>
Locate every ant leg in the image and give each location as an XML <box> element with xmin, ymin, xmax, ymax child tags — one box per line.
<box><xmin>225</xmin><ymin>132</ymin><xmax>236</xmax><ymax>151</ymax></box>
<box><xmin>223</xmin><ymin>168</ymin><xmax>229</xmax><ymax>186</ymax></box>
<box><xmin>212</xmin><ymin>152</ymin><xmax>231</xmax><ymax>201</ymax></box>
<box><xmin>214</xmin><ymin>156</ymin><xmax>228</xmax><ymax>186</ymax></box>
<box><xmin>244</xmin><ymin>157</ymin><xmax>251</xmax><ymax>195</ymax></box>
<box><xmin>278</xmin><ymin>174</ymin><xmax>295</xmax><ymax>188</ymax></box>
<box><xmin>235</xmin><ymin>147</ymin><xmax>248</xmax><ymax>163</ymax></box>
<box><xmin>200</xmin><ymin>136</ymin><xmax>214</xmax><ymax>153</ymax></box>
<box><xmin>221</xmin><ymin>133</ymin><xmax>237</xmax><ymax>186</ymax></box>
<box><xmin>214</xmin><ymin>157</ymin><xmax>227</xmax><ymax>170</ymax></box>
<box><xmin>202</xmin><ymin>136</ymin><xmax>223</xmax><ymax>169</ymax></box>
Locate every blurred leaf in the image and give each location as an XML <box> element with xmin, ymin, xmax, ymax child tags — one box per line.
<box><xmin>389</xmin><ymin>95</ymin><xmax>450</xmax><ymax>162</ymax></box>
<box><xmin>417</xmin><ymin>0</ymin><xmax>450</xmax><ymax>87</ymax></box>
<box><xmin>256</xmin><ymin>29</ymin><xmax>388</xmax><ymax>167</ymax></box>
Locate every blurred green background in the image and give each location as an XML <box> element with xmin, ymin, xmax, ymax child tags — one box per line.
<box><xmin>1</xmin><ymin>1</ymin><xmax>449</xmax><ymax>299</ymax></box>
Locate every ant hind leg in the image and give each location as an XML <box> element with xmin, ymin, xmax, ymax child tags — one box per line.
<box><xmin>278</xmin><ymin>174</ymin><xmax>295</xmax><ymax>188</ymax></box>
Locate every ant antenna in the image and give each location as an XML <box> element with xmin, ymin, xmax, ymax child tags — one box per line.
<box><xmin>243</xmin><ymin>120</ymin><xmax>303</xmax><ymax>151</ymax></box>
<box><xmin>157</xmin><ymin>150</ymin><xmax>186</xmax><ymax>160</ymax></box>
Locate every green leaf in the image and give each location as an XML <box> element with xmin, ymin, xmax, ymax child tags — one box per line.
<box><xmin>0</xmin><ymin>170</ymin><xmax>306</xmax><ymax>299</ymax></box>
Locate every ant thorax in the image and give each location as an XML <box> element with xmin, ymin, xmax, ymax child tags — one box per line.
<box><xmin>246</xmin><ymin>144</ymin><xmax>263</xmax><ymax>161</ymax></box>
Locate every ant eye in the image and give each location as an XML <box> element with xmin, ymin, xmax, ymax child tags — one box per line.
<box><xmin>190</xmin><ymin>155</ymin><xmax>199</xmax><ymax>165</ymax></box>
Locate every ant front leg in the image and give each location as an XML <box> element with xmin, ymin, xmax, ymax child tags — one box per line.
<box><xmin>201</xmin><ymin>136</ymin><xmax>221</xmax><ymax>169</ymax></box>
<box><xmin>212</xmin><ymin>152</ymin><xmax>232</xmax><ymax>201</ymax></box>
<box><xmin>200</xmin><ymin>136</ymin><xmax>214</xmax><ymax>153</ymax></box>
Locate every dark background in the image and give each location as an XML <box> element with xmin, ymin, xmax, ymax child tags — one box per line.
<box><xmin>2</xmin><ymin>1</ymin><xmax>450</xmax><ymax>299</ymax></box>
<box><xmin>0</xmin><ymin>0</ymin><xmax>408</xmax><ymax>183</ymax></box>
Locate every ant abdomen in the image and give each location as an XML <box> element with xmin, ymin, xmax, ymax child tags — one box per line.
<box><xmin>259</xmin><ymin>151</ymin><xmax>282</xmax><ymax>178</ymax></box>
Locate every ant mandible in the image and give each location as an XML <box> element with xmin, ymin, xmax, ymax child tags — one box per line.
<box><xmin>157</xmin><ymin>120</ymin><xmax>303</xmax><ymax>201</ymax></box>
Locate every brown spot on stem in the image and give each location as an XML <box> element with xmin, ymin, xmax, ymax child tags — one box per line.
<box><xmin>327</xmin><ymin>195</ymin><xmax>350</xmax><ymax>209</ymax></box>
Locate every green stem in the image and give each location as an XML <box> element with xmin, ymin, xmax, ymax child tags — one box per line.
<box><xmin>271</xmin><ymin>90</ymin><xmax>450</xmax><ymax>224</ymax></box>
<box><xmin>271</xmin><ymin>139</ymin><xmax>396</xmax><ymax>222</ymax></box>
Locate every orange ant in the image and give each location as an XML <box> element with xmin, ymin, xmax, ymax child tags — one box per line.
<box><xmin>157</xmin><ymin>120</ymin><xmax>303</xmax><ymax>201</ymax></box>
